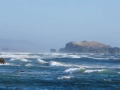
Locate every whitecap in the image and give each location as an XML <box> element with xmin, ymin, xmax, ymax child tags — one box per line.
<box><xmin>84</xmin><ymin>69</ymin><xmax>108</xmax><ymax>73</ymax></box>
<box><xmin>25</xmin><ymin>63</ymin><xmax>33</xmax><ymax>66</ymax></box>
<box><xmin>20</xmin><ymin>58</ymin><xmax>29</xmax><ymax>62</ymax></box>
<box><xmin>118</xmin><ymin>72</ymin><xmax>120</xmax><ymax>74</ymax></box>
<box><xmin>97</xmin><ymin>69</ymin><xmax>117</xmax><ymax>74</ymax></box>
<box><xmin>49</xmin><ymin>61</ymin><xmax>64</xmax><ymax>67</ymax></box>
<box><xmin>49</xmin><ymin>61</ymin><xmax>82</xmax><ymax>67</ymax></box>
<box><xmin>0</xmin><ymin>52</ymin><xmax>40</xmax><ymax>59</ymax></box>
<box><xmin>37</xmin><ymin>59</ymin><xmax>48</xmax><ymax>64</ymax></box>
<box><xmin>84</xmin><ymin>69</ymin><xmax>117</xmax><ymax>74</ymax></box>
<box><xmin>64</xmin><ymin>68</ymin><xmax>79</xmax><ymax>73</ymax></box>
<box><xmin>84</xmin><ymin>70</ymin><xmax>99</xmax><ymax>73</ymax></box>
<box><xmin>57</xmin><ymin>76</ymin><xmax>73</xmax><ymax>80</ymax></box>
<box><xmin>10</xmin><ymin>58</ymin><xmax>29</xmax><ymax>62</ymax></box>
<box><xmin>64</xmin><ymin>68</ymin><xmax>85</xmax><ymax>74</ymax></box>
<box><xmin>68</xmin><ymin>55</ymin><xmax>81</xmax><ymax>58</ymax></box>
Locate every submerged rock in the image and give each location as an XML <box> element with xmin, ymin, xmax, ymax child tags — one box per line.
<box><xmin>59</xmin><ymin>41</ymin><xmax>120</xmax><ymax>54</ymax></box>
<box><xmin>0</xmin><ymin>58</ymin><xmax>6</xmax><ymax>64</ymax></box>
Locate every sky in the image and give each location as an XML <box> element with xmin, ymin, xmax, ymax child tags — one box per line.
<box><xmin>0</xmin><ymin>0</ymin><xmax>120</xmax><ymax>51</ymax></box>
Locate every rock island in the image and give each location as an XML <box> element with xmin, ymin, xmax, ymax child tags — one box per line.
<box><xmin>59</xmin><ymin>41</ymin><xmax>120</xmax><ymax>54</ymax></box>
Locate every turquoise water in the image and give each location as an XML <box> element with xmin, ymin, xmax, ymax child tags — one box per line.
<box><xmin>0</xmin><ymin>53</ymin><xmax>120</xmax><ymax>90</ymax></box>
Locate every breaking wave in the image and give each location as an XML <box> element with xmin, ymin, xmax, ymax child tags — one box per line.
<box><xmin>64</xmin><ymin>68</ymin><xmax>119</xmax><ymax>75</ymax></box>
<box><xmin>49</xmin><ymin>61</ymin><xmax>65</xmax><ymax>67</ymax></box>
<box><xmin>37</xmin><ymin>59</ymin><xmax>48</xmax><ymax>64</ymax></box>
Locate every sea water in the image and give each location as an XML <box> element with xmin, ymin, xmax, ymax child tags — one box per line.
<box><xmin>0</xmin><ymin>52</ymin><xmax>120</xmax><ymax>90</ymax></box>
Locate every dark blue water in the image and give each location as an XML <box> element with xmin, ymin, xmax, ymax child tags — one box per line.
<box><xmin>0</xmin><ymin>53</ymin><xmax>120</xmax><ymax>90</ymax></box>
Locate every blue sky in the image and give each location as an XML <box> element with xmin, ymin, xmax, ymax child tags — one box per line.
<box><xmin>0</xmin><ymin>0</ymin><xmax>120</xmax><ymax>51</ymax></box>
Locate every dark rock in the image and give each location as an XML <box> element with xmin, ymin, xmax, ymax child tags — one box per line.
<box><xmin>50</xmin><ymin>49</ymin><xmax>57</xmax><ymax>53</ymax></box>
<box><xmin>0</xmin><ymin>58</ymin><xmax>6</xmax><ymax>64</ymax></box>
<box><xmin>19</xmin><ymin>70</ymin><xmax>25</xmax><ymax>72</ymax></box>
<box><xmin>59</xmin><ymin>41</ymin><xmax>120</xmax><ymax>54</ymax></box>
<box><xmin>59</xmin><ymin>48</ymin><xmax>65</xmax><ymax>52</ymax></box>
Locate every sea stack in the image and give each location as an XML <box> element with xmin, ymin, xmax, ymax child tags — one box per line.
<box><xmin>59</xmin><ymin>41</ymin><xmax>120</xmax><ymax>54</ymax></box>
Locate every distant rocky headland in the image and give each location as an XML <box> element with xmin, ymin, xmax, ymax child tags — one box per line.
<box><xmin>59</xmin><ymin>41</ymin><xmax>120</xmax><ymax>54</ymax></box>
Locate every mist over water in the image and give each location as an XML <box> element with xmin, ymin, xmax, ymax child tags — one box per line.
<box><xmin>0</xmin><ymin>52</ymin><xmax>120</xmax><ymax>90</ymax></box>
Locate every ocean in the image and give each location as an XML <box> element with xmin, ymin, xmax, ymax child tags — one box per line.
<box><xmin>0</xmin><ymin>52</ymin><xmax>120</xmax><ymax>90</ymax></box>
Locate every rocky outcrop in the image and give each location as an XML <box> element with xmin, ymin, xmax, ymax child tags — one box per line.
<box><xmin>0</xmin><ymin>58</ymin><xmax>6</xmax><ymax>64</ymax></box>
<box><xmin>59</xmin><ymin>41</ymin><xmax>120</xmax><ymax>54</ymax></box>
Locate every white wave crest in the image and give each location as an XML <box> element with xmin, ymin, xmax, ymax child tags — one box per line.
<box><xmin>57</xmin><ymin>53</ymin><xmax>80</xmax><ymax>58</ymax></box>
<box><xmin>20</xmin><ymin>58</ymin><xmax>29</xmax><ymax>62</ymax></box>
<box><xmin>57</xmin><ymin>76</ymin><xmax>73</xmax><ymax>80</ymax></box>
<box><xmin>25</xmin><ymin>63</ymin><xmax>33</xmax><ymax>66</ymax></box>
<box><xmin>49</xmin><ymin>61</ymin><xmax>65</xmax><ymax>67</ymax></box>
<box><xmin>68</xmin><ymin>55</ymin><xmax>80</xmax><ymax>58</ymax></box>
<box><xmin>84</xmin><ymin>70</ymin><xmax>100</xmax><ymax>73</ymax></box>
<box><xmin>0</xmin><ymin>53</ymin><xmax>40</xmax><ymax>59</ymax></box>
<box><xmin>64</xmin><ymin>68</ymin><xmax>85</xmax><ymax>74</ymax></box>
<box><xmin>64</xmin><ymin>68</ymin><xmax>110</xmax><ymax>74</ymax></box>
<box><xmin>37</xmin><ymin>59</ymin><xmax>47</xmax><ymax>64</ymax></box>
<box><xmin>49</xmin><ymin>61</ymin><xmax>81</xmax><ymax>67</ymax></box>
<box><xmin>10</xmin><ymin>58</ymin><xmax>29</xmax><ymax>62</ymax></box>
<box><xmin>84</xmin><ymin>69</ymin><xmax>117</xmax><ymax>74</ymax></box>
